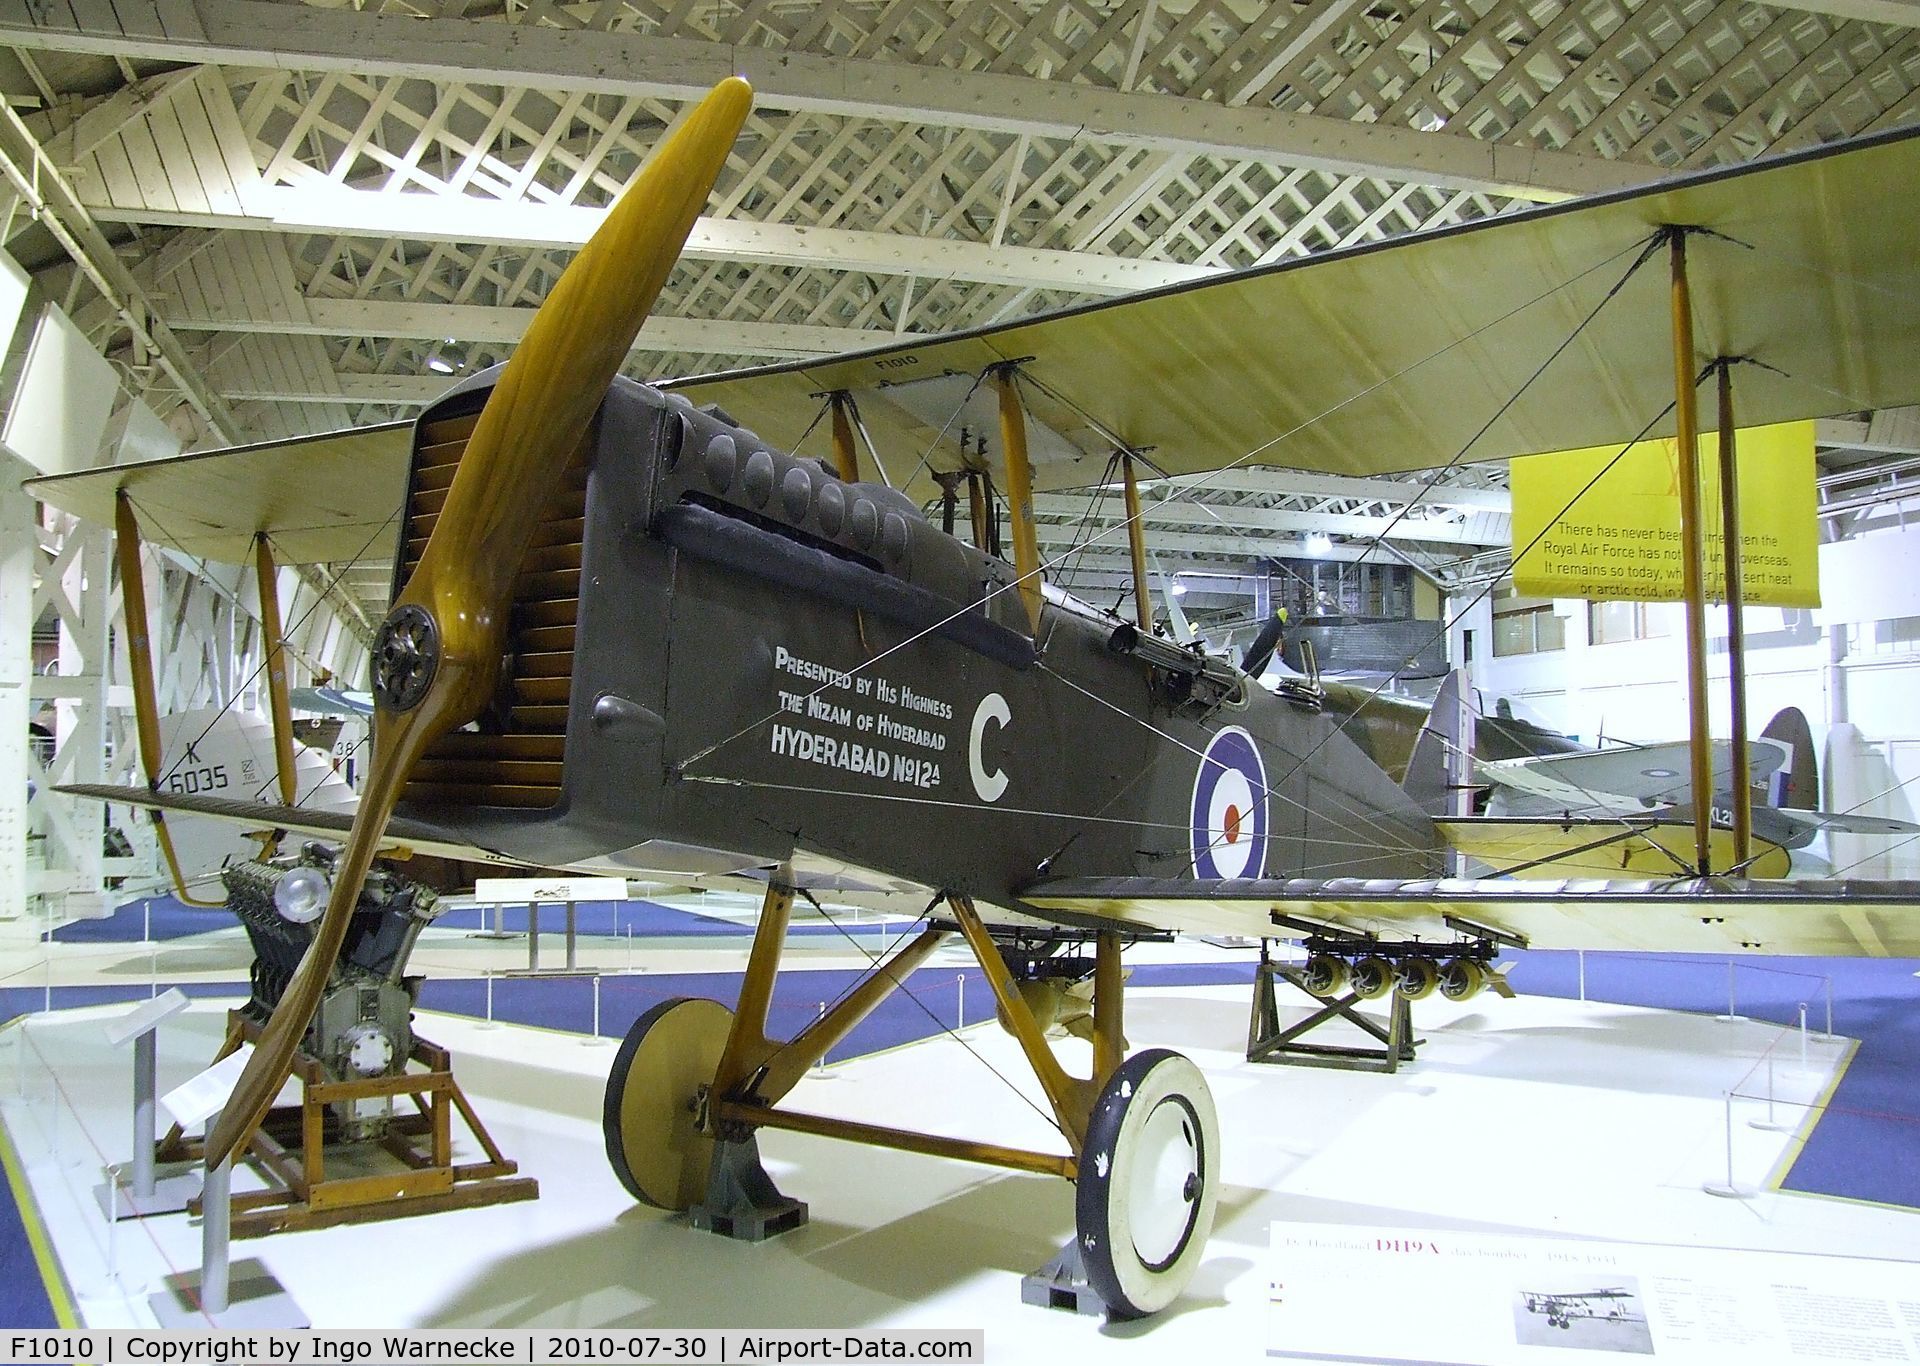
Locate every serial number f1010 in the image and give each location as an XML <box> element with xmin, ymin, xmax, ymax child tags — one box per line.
<box><xmin>8</xmin><ymin>1338</ymin><xmax>97</xmax><ymax>1362</ymax></box>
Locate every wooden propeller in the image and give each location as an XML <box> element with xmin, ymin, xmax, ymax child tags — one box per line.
<box><xmin>203</xmin><ymin>77</ymin><xmax>754</xmax><ymax>1171</ymax></box>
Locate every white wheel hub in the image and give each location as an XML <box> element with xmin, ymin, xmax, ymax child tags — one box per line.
<box><xmin>1125</xmin><ymin>1098</ymin><xmax>1203</xmax><ymax>1269</ymax></box>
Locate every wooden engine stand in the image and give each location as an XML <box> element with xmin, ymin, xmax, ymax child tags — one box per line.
<box><xmin>160</xmin><ymin>1010</ymin><xmax>538</xmax><ymax>1238</ymax></box>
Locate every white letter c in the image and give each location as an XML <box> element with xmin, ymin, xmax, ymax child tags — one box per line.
<box><xmin>969</xmin><ymin>693</ymin><xmax>1010</xmax><ymax>803</ymax></box>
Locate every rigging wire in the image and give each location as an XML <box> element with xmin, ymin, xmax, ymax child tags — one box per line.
<box><xmin>677</xmin><ymin>238</ymin><xmax>1659</xmax><ymax>780</ymax></box>
<box><xmin>133</xmin><ymin>499</ymin><xmax>402</xmax><ymax>800</ymax></box>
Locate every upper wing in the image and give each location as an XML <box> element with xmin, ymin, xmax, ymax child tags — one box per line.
<box><xmin>23</xmin><ymin>423</ymin><xmax>411</xmax><ymax>565</ymax></box>
<box><xmin>666</xmin><ymin>125</ymin><xmax>1920</xmax><ymax>496</ymax></box>
<box><xmin>1018</xmin><ymin>872</ymin><xmax>1920</xmax><ymax>957</ymax></box>
<box><xmin>23</xmin><ymin>127</ymin><xmax>1920</xmax><ymax>544</ymax></box>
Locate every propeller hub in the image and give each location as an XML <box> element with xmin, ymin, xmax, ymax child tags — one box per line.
<box><xmin>372</xmin><ymin>603</ymin><xmax>441</xmax><ymax>712</ymax></box>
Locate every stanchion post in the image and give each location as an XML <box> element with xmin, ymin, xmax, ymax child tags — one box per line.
<box><xmin>592</xmin><ymin>975</ymin><xmax>602</xmax><ymax>1040</ymax></box>
<box><xmin>132</xmin><ymin>1029</ymin><xmax>157</xmax><ymax>1198</ymax></box>
<box><xmin>485</xmin><ymin>972</ymin><xmax>494</xmax><ymax>1026</ymax></box>
<box><xmin>1702</xmin><ymin>1091</ymin><xmax>1743</xmax><ymax>1197</ymax></box>
<box><xmin>1824</xmin><ymin>978</ymin><xmax>1834</xmax><ymax>1039</ymax></box>
<box><xmin>1799</xmin><ymin>1003</ymin><xmax>1808</xmax><ymax>1070</ymax></box>
<box><xmin>1724</xmin><ymin>1092</ymin><xmax>1736</xmax><ymax>1189</ymax></box>
<box><xmin>1578</xmin><ymin>950</ymin><xmax>1586</xmax><ymax>1003</ymax></box>
<box><xmin>106</xmin><ymin>1163</ymin><xmax>119</xmax><ymax>1287</ymax></box>
<box><xmin>201</xmin><ymin>1157</ymin><xmax>231</xmax><ymax>1316</ymax></box>
<box><xmin>957</xmin><ymin>973</ymin><xmax>966</xmax><ymax>1029</ymax></box>
<box><xmin>814</xmin><ymin>1003</ymin><xmax>827</xmax><ymax>1073</ymax></box>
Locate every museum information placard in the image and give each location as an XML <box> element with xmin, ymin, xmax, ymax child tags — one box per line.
<box><xmin>1510</xmin><ymin>421</ymin><xmax>1819</xmax><ymax>608</ymax></box>
<box><xmin>1269</xmin><ymin>1222</ymin><xmax>1920</xmax><ymax>1363</ymax></box>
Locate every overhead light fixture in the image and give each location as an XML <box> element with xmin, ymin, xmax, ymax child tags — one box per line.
<box><xmin>425</xmin><ymin>339</ymin><xmax>465</xmax><ymax>375</ymax></box>
<box><xmin>1305</xmin><ymin>532</ymin><xmax>1333</xmax><ymax>556</ymax></box>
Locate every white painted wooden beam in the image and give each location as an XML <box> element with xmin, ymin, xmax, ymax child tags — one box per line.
<box><xmin>0</xmin><ymin>0</ymin><xmax>1656</xmax><ymax>201</ymax></box>
<box><xmin>91</xmin><ymin>190</ymin><xmax>1215</xmax><ymax>295</ymax></box>
<box><xmin>1140</xmin><ymin>467</ymin><xmax>1511</xmax><ymax>512</ymax></box>
<box><xmin>1032</xmin><ymin>497</ymin><xmax>1498</xmax><ymax>545</ymax></box>
<box><xmin>223</xmin><ymin>375</ymin><xmax>444</xmax><ymax>405</ymax></box>
<box><xmin>1752</xmin><ymin>0</ymin><xmax>1920</xmax><ymax>24</ymax></box>
<box><xmin>168</xmin><ymin>297</ymin><xmax>877</xmax><ymax>358</ymax></box>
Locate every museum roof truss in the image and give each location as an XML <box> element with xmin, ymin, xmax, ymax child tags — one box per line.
<box><xmin>1</xmin><ymin>0</ymin><xmax>1917</xmax><ymax>599</ymax></box>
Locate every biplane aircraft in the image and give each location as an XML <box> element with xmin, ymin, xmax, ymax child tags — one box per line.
<box><xmin>1520</xmin><ymin>1287</ymin><xmax>1644</xmax><ymax>1331</ymax></box>
<box><xmin>24</xmin><ymin>77</ymin><xmax>1920</xmax><ymax>1319</ymax></box>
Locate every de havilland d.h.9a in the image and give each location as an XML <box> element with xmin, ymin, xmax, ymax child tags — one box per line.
<box><xmin>30</xmin><ymin>78</ymin><xmax>1920</xmax><ymax>1319</ymax></box>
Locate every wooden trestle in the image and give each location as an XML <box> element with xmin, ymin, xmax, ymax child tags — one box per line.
<box><xmin>159</xmin><ymin>1011</ymin><xmax>537</xmax><ymax>1237</ymax></box>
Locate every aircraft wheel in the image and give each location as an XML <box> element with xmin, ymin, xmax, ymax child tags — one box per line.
<box><xmin>1076</xmin><ymin>1049</ymin><xmax>1220</xmax><ymax>1319</ymax></box>
<box><xmin>1349</xmin><ymin>955</ymin><xmax>1394</xmax><ymax>1000</ymax></box>
<box><xmin>1438</xmin><ymin>958</ymin><xmax>1485</xmax><ymax>1001</ymax></box>
<box><xmin>603</xmin><ymin>997</ymin><xmax>732</xmax><ymax>1210</ymax></box>
<box><xmin>1300</xmin><ymin>953</ymin><xmax>1349</xmax><ymax>997</ymax></box>
<box><xmin>1395</xmin><ymin>957</ymin><xmax>1438</xmax><ymax>1001</ymax></box>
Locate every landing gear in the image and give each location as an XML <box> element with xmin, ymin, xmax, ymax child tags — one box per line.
<box><xmin>603</xmin><ymin>997</ymin><xmax>732</xmax><ymax>1210</ymax></box>
<box><xmin>597</xmin><ymin>881</ymin><xmax>1219</xmax><ymax>1321</ymax></box>
<box><xmin>1075</xmin><ymin>1050</ymin><xmax>1220</xmax><ymax>1319</ymax></box>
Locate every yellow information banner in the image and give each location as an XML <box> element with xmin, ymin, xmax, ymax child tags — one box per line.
<box><xmin>1510</xmin><ymin>420</ymin><xmax>1819</xmax><ymax>608</ymax></box>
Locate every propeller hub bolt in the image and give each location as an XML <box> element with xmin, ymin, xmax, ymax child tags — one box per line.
<box><xmin>372</xmin><ymin>603</ymin><xmax>441</xmax><ymax>712</ymax></box>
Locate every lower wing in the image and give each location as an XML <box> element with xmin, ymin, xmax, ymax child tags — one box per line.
<box><xmin>1019</xmin><ymin>873</ymin><xmax>1920</xmax><ymax>956</ymax></box>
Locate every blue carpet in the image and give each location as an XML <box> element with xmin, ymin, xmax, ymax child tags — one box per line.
<box><xmin>1507</xmin><ymin>950</ymin><xmax>1920</xmax><ymax>1209</ymax></box>
<box><xmin>49</xmin><ymin>894</ymin><xmax>928</xmax><ymax>944</ymax></box>
<box><xmin>0</xmin><ymin>1123</ymin><xmax>67</xmax><ymax>1329</ymax></box>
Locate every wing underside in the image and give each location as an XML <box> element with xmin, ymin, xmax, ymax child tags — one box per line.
<box><xmin>1018</xmin><ymin>873</ymin><xmax>1920</xmax><ymax>957</ymax></box>
<box><xmin>61</xmin><ymin>783</ymin><xmax>523</xmax><ymax>868</ymax></box>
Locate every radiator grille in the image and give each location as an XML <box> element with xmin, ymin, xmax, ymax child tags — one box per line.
<box><xmin>397</xmin><ymin>410</ymin><xmax>590</xmax><ymax>810</ymax></box>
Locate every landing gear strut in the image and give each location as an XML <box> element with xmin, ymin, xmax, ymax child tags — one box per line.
<box><xmin>599</xmin><ymin>882</ymin><xmax>1220</xmax><ymax>1319</ymax></box>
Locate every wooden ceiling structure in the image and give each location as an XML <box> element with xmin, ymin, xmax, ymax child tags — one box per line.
<box><xmin>1</xmin><ymin>0</ymin><xmax>1916</xmax><ymax>630</ymax></box>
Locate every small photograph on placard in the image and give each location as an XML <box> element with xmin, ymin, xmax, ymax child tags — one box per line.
<box><xmin>1513</xmin><ymin>1275</ymin><xmax>1653</xmax><ymax>1355</ymax></box>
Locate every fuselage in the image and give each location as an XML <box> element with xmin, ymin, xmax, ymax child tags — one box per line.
<box><xmin>392</xmin><ymin>371</ymin><xmax>1441</xmax><ymax>913</ymax></box>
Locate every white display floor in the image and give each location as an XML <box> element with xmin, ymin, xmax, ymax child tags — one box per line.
<box><xmin>7</xmin><ymin>969</ymin><xmax>1918</xmax><ymax>1362</ymax></box>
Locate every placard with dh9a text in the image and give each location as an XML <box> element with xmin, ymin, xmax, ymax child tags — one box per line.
<box><xmin>1509</xmin><ymin>420</ymin><xmax>1818</xmax><ymax>608</ymax></box>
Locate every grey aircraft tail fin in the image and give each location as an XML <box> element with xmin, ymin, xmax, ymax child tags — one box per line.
<box><xmin>1404</xmin><ymin>669</ymin><xmax>1475</xmax><ymax>819</ymax></box>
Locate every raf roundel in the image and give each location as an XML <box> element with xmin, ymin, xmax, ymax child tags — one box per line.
<box><xmin>1189</xmin><ymin>726</ymin><xmax>1270</xmax><ymax>881</ymax></box>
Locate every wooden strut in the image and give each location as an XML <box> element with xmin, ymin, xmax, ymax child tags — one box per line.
<box><xmin>827</xmin><ymin>392</ymin><xmax>861</xmax><ymax>484</ymax></box>
<box><xmin>992</xmin><ymin>365</ymin><xmax>1047</xmax><ymax>635</ymax></box>
<box><xmin>252</xmin><ymin>533</ymin><xmax>299</xmax><ymax>807</ymax></box>
<box><xmin>112</xmin><ymin>492</ymin><xmax>222</xmax><ymax>906</ymax></box>
<box><xmin>1121</xmin><ymin>453</ymin><xmax>1153</xmax><ymax>633</ymax></box>
<box><xmin>966</xmin><ymin>472</ymin><xmax>991</xmax><ymax>554</ymax></box>
<box><xmin>1668</xmin><ymin>229</ymin><xmax>1715</xmax><ymax>876</ymax></box>
<box><xmin>164</xmin><ymin>1012</ymin><xmax>536</xmax><ymax>1237</ymax></box>
<box><xmin>705</xmin><ymin>882</ymin><xmax>1125</xmax><ymax>1182</ymax></box>
<box><xmin>1716</xmin><ymin>362</ymin><xmax>1753</xmax><ymax>867</ymax></box>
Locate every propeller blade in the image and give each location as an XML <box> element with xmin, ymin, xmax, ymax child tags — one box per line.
<box><xmin>203</xmin><ymin>77</ymin><xmax>754</xmax><ymax>1171</ymax></box>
